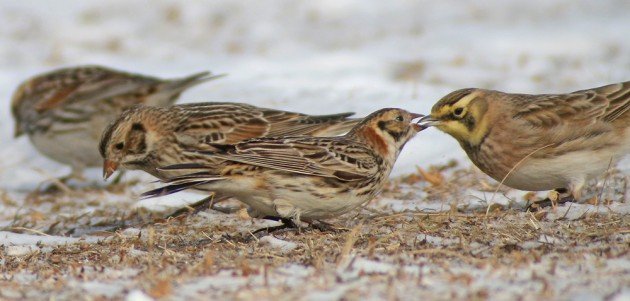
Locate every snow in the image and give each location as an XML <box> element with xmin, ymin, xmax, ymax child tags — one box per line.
<box><xmin>258</xmin><ymin>235</ymin><xmax>298</xmax><ymax>253</ymax></box>
<box><xmin>0</xmin><ymin>231</ymin><xmax>100</xmax><ymax>246</ymax></box>
<box><xmin>0</xmin><ymin>0</ymin><xmax>628</xmax><ymax>300</ymax></box>
<box><xmin>125</xmin><ymin>290</ymin><xmax>154</xmax><ymax>301</ymax></box>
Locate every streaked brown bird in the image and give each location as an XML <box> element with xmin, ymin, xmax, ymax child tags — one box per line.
<box><xmin>421</xmin><ymin>81</ymin><xmax>629</xmax><ymax>208</ymax></box>
<box><xmin>99</xmin><ymin>102</ymin><xmax>360</xmax><ymax>181</ymax></box>
<box><xmin>142</xmin><ymin>108</ymin><xmax>424</xmax><ymax>231</ymax></box>
<box><xmin>99</xmin><ymin>102</ymin><xmax>360</xmax><ymax>216</ymax></box>
<box><xmin>11</xmin><ymin>65</ymin><xmax>221</xmax><ymax>181</ymax></box>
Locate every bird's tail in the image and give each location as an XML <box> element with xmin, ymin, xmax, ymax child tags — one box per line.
<box><xmin>141</xmin><ymin>163</ymin><xmax>224</xmax><ymax>199</ymax></box>
<box><xmin>166</xmin><ymin>71</ymin><xmax>225</xmax><ymax>92</ymax></box>
<box><xmin>156</xmin><ymin>71</ymin><xmax>226</xmax><ymax>105</ymax></box>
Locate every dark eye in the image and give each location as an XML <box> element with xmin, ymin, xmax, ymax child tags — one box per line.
<box><xmin>395</xmin><ymin>115</ymin><xmax>404</xmax><ymax>122</ymax></box>
<box><xmin>453</xmin><ymin>107</ymin><xmax>464</xmax><ymax>117</ymax></box>
<box><xmin>114</xmin><ymin>142</ymin><xmax>124</xmax><ymax>150</ymax></box>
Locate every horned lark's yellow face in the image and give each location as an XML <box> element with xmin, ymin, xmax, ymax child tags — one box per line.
<box><xmin>425</xmin><ymin>89</ymin><xmax>490</xmax><ymax>147</ymax></box>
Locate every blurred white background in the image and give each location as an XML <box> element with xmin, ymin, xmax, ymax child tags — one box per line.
<box><xmin>1</xmin><ymin>0</ymin><xmax>628</xmax><ymax>189</ymax></box>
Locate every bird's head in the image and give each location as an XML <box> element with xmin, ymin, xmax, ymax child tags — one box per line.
<box><xmin>349</xmin><ymin>108</ymin><xmax>424</xmax><ymax>157</ymax></box>
<box><xmin>420</xmin><ymin>89</ymin><xmax>491</xmax><ymax>147</ymax></box>
<box><xmin>99</xmin><ymin>106</ymin><xmax>166</xmax><ymax>180</ymax></box>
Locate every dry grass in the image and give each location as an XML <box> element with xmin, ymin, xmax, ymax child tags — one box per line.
<box><xmin>0</xmin><ymin>166</ymin><xmax>628</xmax><ymax>300</ymax></box>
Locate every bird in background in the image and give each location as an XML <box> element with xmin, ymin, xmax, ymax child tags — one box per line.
<box><xmin>99</xmin><ymin>102</ymin><xmax>360</xmax><ymax>216</ymax></box>
<box><xmin>420</xmin><ymin>81</ymin><xmax>629</xmax><ymax>209</ymax></box>
<box><xmin>141</xmin><ymin>108</ymin><xmax>425</xmax><ymax>232</ymax></box>
<box><xmin>11</xmin><ymin>65</ymin><xmax>222</xmax><ymax>184</ymax></box>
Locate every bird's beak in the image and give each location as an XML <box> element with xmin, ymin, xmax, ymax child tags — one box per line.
<box><xmin>13</xmin><ymin>125</ymin><xmax>23</xmax><ymax>138</ymax></box>
<box><xmin>409</xmin><ymin>113</ymin><xmax>426</xmax><ymax>132</ymax></box>
<box><xmin>417</xmin><ymin>115</ymin><xmax>440</xmax><ymax>127</ymax></box>
<box><xmin>410</xmin><ymin>112</ymin><xmax>425</xmax><ymax>120</ymax></box>
<box><xmin>103</xmin><ymin>160</ymin><xmax>119</xmax><ymax>180</ymax></box>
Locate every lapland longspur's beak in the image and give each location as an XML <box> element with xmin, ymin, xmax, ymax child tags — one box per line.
<box><xmin>409</xmin><ymin>112</ymin><xmax>426</xmax><ymax>131</ymax></box>
<box><xmin>103</xmin><ymin>160</ymin><xmax>119</xmax><ymax>180</ymax></box>
<box><xmin>13</xmin><ymin>126</ymin><xmax>24</xmax><ymax>138</ymax></box>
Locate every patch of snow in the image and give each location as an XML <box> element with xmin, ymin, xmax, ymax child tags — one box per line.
<box><xmin>258</xmin><ymin>235</ymin><xmax>298</xmax><ymax>253</ymax></box>
<box><xmin>80</xmin><ymin>281</ymin><xmax>126</xmax><ymax>299</ymax></box>
<box><xmin>609</xmin><ymin>288</ymin><xmax>630</xmax><ymax>301</ymax></box>
<box><xmin>0</xmin><ymin>231</ymin><xmax>100</xmax><ymax>246</ymax></box>
<box><xmin>125</xmin><ymin>290</ymin><xmax>154</xmax><ymax>301</ymax></box>
<box><xmin>339</xmin><ymin>257</ymin><xmax>421</xmax><ymax>279</ymax></box>
<box><xmin>5</xmin><ymin>245</ymin><xmax>37</xmax><ymax>256</ymax></box>
<box><xmin>416</xmin><ymin>234</ymin><xmax>459</xmax><ymax>247</ymax></box>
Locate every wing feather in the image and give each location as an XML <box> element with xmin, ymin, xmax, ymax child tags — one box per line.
<box><xmin>172</xmin><ymin>103</ymin><xmax>358</xmax><ymax>145</ymax></box>
<box><xmin>513</xmin><ymin>81</ymin><xmax>630</xmax><ymax>128</ymax></box>
<box><xmin>22</xmin><ymin>66</ymin><xmax>161</xmax><ymax>113</ymax></box>
<box><xmin>191</xmin><ymin>137</ymin><xmax>378</xmax><ymax>181</ymax></box>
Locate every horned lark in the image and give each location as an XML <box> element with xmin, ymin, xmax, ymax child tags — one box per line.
<box><xmin>142</xmin><ymin>108</ymin><xmax>424</xmax><ymax>231</ymax></box>
<box><xmin>421</xmin><ymin>81</ymin><xmax>629</xmax><ymax>207</ymax></box>
<box><xmin>11</xmin><ymin>65</ymin><xmax>221</xmax><ymax>180</ymax></box>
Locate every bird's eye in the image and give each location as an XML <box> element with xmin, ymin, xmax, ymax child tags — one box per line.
<box><xmin>114</xmin><ymin>142</ymin><xmax>124</xmax><ymax>150</ymax></box>
<box><xmin>395</xmin><ymin>115</ymin><xmax>404</xmax><ymax>122</ymax></box>
<box><xmin>453</xmin><ymin>107</ymin><xmax>464</xmax><ymax>117</ymax></box>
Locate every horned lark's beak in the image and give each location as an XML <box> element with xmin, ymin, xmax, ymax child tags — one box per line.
<box><xmin>417</xmin><ymin>115</ymin><xmax>439</xmax><ymax>127</ymax></box>
<box><xmin>103</xmin><ymin>160</ymin><xmax>119</xmax><ymax>180</ymax></box>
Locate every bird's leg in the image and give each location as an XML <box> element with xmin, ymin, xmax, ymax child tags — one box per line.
<box><xmin>252</xmin><ymin>217</ymin><xmax>298</xmax><ymax>234</ymax></box>
<box><xmin>308</xmin><ymin>220</ymin><xmax>348</xmax><ymax>233</ymax></box>
<box><xmin>41</xmin><ymin>167</ymin><xmax>84</xmax><ymax>193</ymax></box>
<box><xmin>526</xmin><ymin>188</ymin><xmax>575</xmax><ymax>212</ymax></box>
<box><xmin>109</xmin><ymin>171</ymin><xmax>126</xmax><ymax>185</ymax></box>
<box><xmin>165</xmin><ymin>195</ymin><xmax>237</xmax><ymax>219</ymax></box>
<box><xmin>557</xmin><ymin>195</ymin><xmax>576</xmax><ymax>205</ymax></box>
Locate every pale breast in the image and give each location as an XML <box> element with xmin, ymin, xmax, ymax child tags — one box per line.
<box><xmin>473</xmin><ymin>126</ymin><xmax>630</xmax><ymax>191</ymax></box>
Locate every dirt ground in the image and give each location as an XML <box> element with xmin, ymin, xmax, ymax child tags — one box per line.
<box><xmin>1</xmin><ymin>165</ymin><xmax>628</xmax><ymax>301</ymax></box>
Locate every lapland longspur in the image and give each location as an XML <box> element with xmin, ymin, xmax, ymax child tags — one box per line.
<box><xmin>11</xmin><ymin>65</ymin><xmax>221</xmax><ymax>179</ymax></box>
<box><xmin>142</xmin><ymin>108</ymin><xmax>424</xmax><ymax>230</ymax></box>
<box><xmin>99</xmin><ymin>102</ymin><xmax>360</xmax><ymax>180</ymax></box>
<box><xmin>421</xmin><ymin>81</ymin><xmax>629</xmax><ymax>206</ymax></box>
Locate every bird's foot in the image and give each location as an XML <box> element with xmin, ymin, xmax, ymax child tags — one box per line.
<box><xmin>309</xmin><ymin>221</ymin><xmax>348</xmax><ymax>233</ymax></box>
<box><xmin>526</xmin><ymin>190</ymin><xmax>576</xmax><ymax>212</ymax></box>
<box><xmin>38</xmin><ymin>173</ymin><xmax>81</xmax><ymax>194</ymax></box>
<box><xmin>108</xmin><ymin>171</ymin><xmax>126</xmax><ymax>185</ymax></box>
<box><xmin>165</xmin><ymin>195</ymin><xmax>235</xmax><ymax>219</ymax></box>
<box><xmin>252</xmin><ymin>218</ymin><xmax>299</xmax><ymax>234</ymax></box>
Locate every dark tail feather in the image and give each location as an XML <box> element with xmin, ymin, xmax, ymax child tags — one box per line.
<box><xmin>165</xmin><ymin>71</ymin><xmax>226</xmax><ymax>92</ymax></box>
<box><xmin>140</xmin><ymin>177</ymin><xmax>221</xmax><ymax>200</ymax></box>
<box><xmin>141</xmin><ymin>180</ymin><xmax>214</xmax><ymax>199</ymax></box>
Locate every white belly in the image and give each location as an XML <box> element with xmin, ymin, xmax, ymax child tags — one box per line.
<box><xmin>504</xmin><ymin>148</ymin><xmax>626</xmax><ymax>191</ymax></box>
<box><xmin>204</xmin><ymin>174</ymin><xmax>371</xmax><ymax>221</ymax></box>
<box><xmin>28</xmin><ymin>115</ymin><xmax>110</xmax><ymax>168</ymax></box>
<box><xmin>30</xmin><ymin>131</ymin><xmax>102</xmax><ymax>168</ymax></box>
